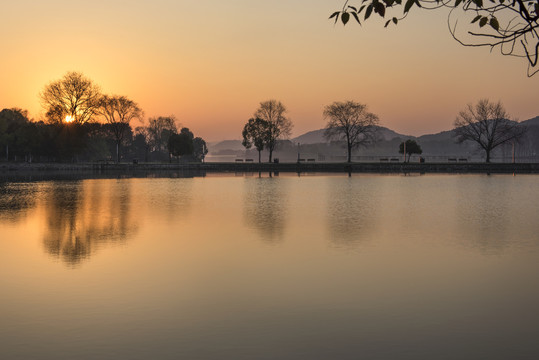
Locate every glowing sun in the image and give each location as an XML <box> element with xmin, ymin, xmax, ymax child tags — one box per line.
<box><xmin>65</xmin><ymin>115</ymin><xmax>75</xmax><ymax>123</ymax></box>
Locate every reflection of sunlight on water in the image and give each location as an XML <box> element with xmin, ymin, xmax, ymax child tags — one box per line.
<box><xmin>40</xmin><ymin>180</ymin><xmax>137</xmax><ymax>266</ymax></box>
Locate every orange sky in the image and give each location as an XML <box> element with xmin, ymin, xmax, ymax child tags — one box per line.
<box><xmin>1</xmin><ymin>0</ymin><xmax>537</xmax><ymax>141</ymax></box>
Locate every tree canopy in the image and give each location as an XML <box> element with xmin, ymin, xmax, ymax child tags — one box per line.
<box><xmin>399</xmin><ymin>139</ymin><xmax>423</xmax><ymax>162</ymax></box>
<box><xmin>168</xmin><ymin>128</ymin><xmax>194</xmax><ymax>159</ymax></box>
<box><xmin>332</xmin><ymin>0</ymin><xmax>539</xmax><ymax>76</ymax></box>
<box><xmin>193</xmin><ymin>137</ymin><xmax>208</xmax><ymax>162</ymax></box>
<box><xmin>242</xmin><ymin>117</ymin><xmax>270</xmax><ymax>163</ymax></box>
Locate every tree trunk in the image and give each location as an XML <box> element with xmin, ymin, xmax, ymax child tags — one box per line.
<box><xmin>116</xmin><ymin>142</ymin><xmax>120</xmax><ymax>163</ymax></box>
<box><xmin>486</xmin><ymin>150</ymin><xmax>491</xmax><ymax>163</ymax></box>
<box><xmin>347</xmin><ymin>144</ymin><xmax>352</xmax><ymax>163</ymax></box>
<box><xmin>6</xmin><ymin>144</ymin><xmax>8</xmax><ymax>161</ymax></box>
<box><xmin>258</xmin><ymin>150</ymin><xmax>261</xmax><ymax>163</ymax></box>
<box><xmin>268</xmin><ymin>149</ymin><xmax>273</xmax><ymax>163</ymax></box>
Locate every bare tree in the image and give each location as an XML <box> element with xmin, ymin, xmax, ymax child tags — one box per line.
<box><xmin>323</xmin><ymin>100</ymin><xmax>379</xmax><ymax>163</ymax></box>
<box><xmin>99</xmin><ymin>95</ymin><xmax>143</xmax><ymax>163</ymax></box>
<box><xmin>40</xmin><ymin>71</ymin><xmax>101</xmax><ymax>124</ymax></box>
<box><xmin>146</xmin><ymin>116</ymin><xmax>178</xmax><ymax>153</ymax></box>
<box><xmin>453</xmin><ymin>99</ymin><xmax>527</xmax><ymax>162</ymax></box>
<box><xmin>254</xmin><ymin>100</ymin><xmax>293</xmax><ymax>162</ymax></box>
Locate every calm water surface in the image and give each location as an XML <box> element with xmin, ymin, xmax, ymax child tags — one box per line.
<box><xmin>1</xmin><ymin>174</ymin><xmax>538</xmax><ymax>359</ymax></box>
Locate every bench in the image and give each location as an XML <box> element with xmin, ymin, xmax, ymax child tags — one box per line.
<box><xmin>235</xmin><ymin>159</ymin><xmax>243</xmax><ymax>162</ymax></box>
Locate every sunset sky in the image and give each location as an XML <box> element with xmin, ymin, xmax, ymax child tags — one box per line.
<box><xmin>1</xmin><ymin>0</ymin><xmax>537</xmax><ymax>141</ymax></box>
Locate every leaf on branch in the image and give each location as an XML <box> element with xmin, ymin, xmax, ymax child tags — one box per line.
<box><xmin>479</xmin><ymin>17</ymin><xmax>488</xmax><ymax>27</ymax></box>
<box><xmin>471</xmin><ymin>15</ymin><xmax>482</xmax><ymax>23</ymax></box>
<box><xmin>375</xmin><ymin>2</ymin><xmax>386</xmax><ymax>17</ymax></box>
<box><xmin>385</xmin><ymin>19</ymin><xmax>391</xmax><ymax>27</ymax></box>
<box><xmin>351</xmin><ymin>11</ymin><xmax>361</xmax><ymax>24</ymax></box>
<box><xmin>455</xmin><ymin>0</ymin><xmax>463</xmax><ymax>6</ymax></box>
<box><xmin>472</xmin><ymin>0</ymin><xmax>483</xmax><ymax>7</ymax></box>
<box><xmin>359</xmin><ymin>5</ymin><xmax>367</xmax><ymax>14</ymax></box>
<box><xmin>330</xmin><ymin>11</ymin><xmax>340</xmax><ymax>24</ymax></box>
<box><xmin>489</xmin><ymin>17</ymin><xmax>499</xmax><ymax>31</ymax></box>
<box><xmin>348</xmin><ymin>6</ymin><xmax>358</xmax><ymax>11</ymax></box>
<box><xmin>342</xmin><ymin>12</ymin><xmax>350</xmax><ymax>25</ymax></box>
<box><xmin>393</xmin><ymin>17</ymin><xmax>398</xmax><ymax>24</ymax></box>
<box><xmin>404</xmin><ymin>0</ymin><xmax>415</xmax><ymax>13</ymax></box>
<box><xmin>365</xmin><ymin>4</ymin><xmax>373</xmax><ymax>20</ymax></box>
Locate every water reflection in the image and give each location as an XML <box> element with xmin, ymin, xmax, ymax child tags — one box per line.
<box><xmin>144</xmin><ymin>178</ymin><xmax>193</xmax><ymax>222</ymax></box>
<box><xmin>326</xmin><ymin>178</ymin><xmax>377</xmax><ymax>249</ymax></box>
<box><xmin>0</xmin><ymin>182</ymin><xmax>38</xmax><ymax>223</ymax></box>
<box><xmin>454</xmin><ymin>177</ymin><xmax>511</xmax><ymax>254</ymax></box>
<box><xmin>42</xmin><ymin>180</ymin><xmax>137</xmax><ymax>266</ymax></box>
<box><xmin>243</xmin><ymin>177</ymin><xmax>288</xmax><ymax>243</ymax></box>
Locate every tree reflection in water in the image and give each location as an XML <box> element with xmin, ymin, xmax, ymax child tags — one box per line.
<box><xmin>454</xmin><ymin>176</ymin><xmax>512</xmax><ymax>254</ymax></box>
<box><xmin>243</xmin><ymin>176</ymin><xmax>288</xmax><ymax>243</ymax></box>
<box><xmin>0</xmin><ymin>182</ymin><xmax>39</xmax><ymax>223</ymax></box>
<box><xmin>42</xmin><ymin>180</ymin><xmax>137</xmax><ymax>266</ymax></box>
<box><xmin>327</xmin><ymin>178</ymin><xmax>377</xmax><ymax>249</ymax></box>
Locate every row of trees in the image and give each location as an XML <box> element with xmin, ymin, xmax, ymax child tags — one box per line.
<box><xmin>0</xmin><ymin>72</ymin><xmax>207</xmax><ymax>163</ymax></box>
<box><xmin>2</xmin><ymin>72</ymin><xmax>527</xmax><ymax>164</ymax></box>
<box><xmin>242</xmin><ymin>98</ymin><xmax>526</xmax><ymax>163</ymax></box>
<box><xmin>242</xmin><ymin>99</ymin><xmax>379</xmax><ymax>163</ymax></box>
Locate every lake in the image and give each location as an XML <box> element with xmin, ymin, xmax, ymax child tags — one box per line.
<box><xmin>1</xmin><ymin>173</ymin><xmax>538</xmax><ymax>359</ymax></box>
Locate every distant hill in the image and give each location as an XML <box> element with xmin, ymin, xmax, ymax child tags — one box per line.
<box><xmin>208</xmin><ymin>139</ymin><xmax>244</xmax><ymax>153</ymax></box>
<box><xmin>291</xmin><ymin>126</ymin><xmax>402</xmax><ymax>144</ymax></box>
<box><xmin>291</xmin><ymin>129</ymin><xmax>325</xmax><ymax>144</ymax></box>
<box><xmin>522</xmin><ymin>116</ymin><xmax>539</xmax><ymax>126</ymax></box>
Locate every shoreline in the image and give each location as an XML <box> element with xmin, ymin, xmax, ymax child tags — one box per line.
<box><xmin>2</xmin><ymin>161</ymin><xmax>539</xmax><ymax>175</ymax></box>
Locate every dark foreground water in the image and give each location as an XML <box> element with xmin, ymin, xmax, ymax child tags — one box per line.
<box><xmin>1</xmin><ymin>174</ymin><xmax>538</xmax><ymax>359</ymax></box>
